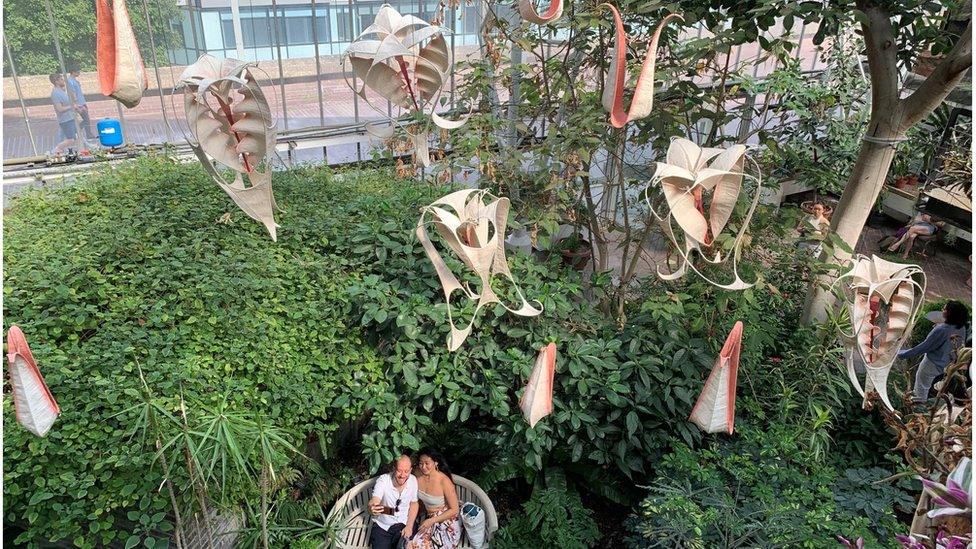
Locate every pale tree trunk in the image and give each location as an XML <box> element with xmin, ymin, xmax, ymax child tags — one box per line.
<box><xmin>801</xmin><ymin>3</ymin><xmax>972</xmax><ymax>323</ymax></box>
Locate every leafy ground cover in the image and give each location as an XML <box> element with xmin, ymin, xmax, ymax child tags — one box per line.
<box><xmin>4</xmin><ymin>157</ymin><xmax>916</xmax><ymax>547</ymax></box>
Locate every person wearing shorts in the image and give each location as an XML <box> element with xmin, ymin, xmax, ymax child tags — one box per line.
<box><xmin>50</xmin><ymin>73</ymin><xmax>78</xmax><ymax>154</ymax></box>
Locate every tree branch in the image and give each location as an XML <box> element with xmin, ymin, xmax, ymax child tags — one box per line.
<box><xmin>900</xmin><ymin>20</ymin><xmax>973</xmax><ymax>129</ymax></box>
<box><xmin>857</xmin><ymin>1</ymin><xmax>901</xmax><ymax>111</ymax></box>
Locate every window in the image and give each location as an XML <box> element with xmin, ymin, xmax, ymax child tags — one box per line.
<box><xmin>462</xmin><ymin>4</ymin><xmax>480</xmax><ymax>34</ymax></box>
<box><xmin>242</xmin><ymin>10</ymin><xmax>273</xmax><ymax>48</ymax></box>
<box><xmin>220</xmin><ymin>18</ymin><xmax>237</xmax><ymax>49</ymax></box>
<box><xmin>285</xmin><ymin>15</ymin><xmax>313</xmax><ymax>45</ymax></box>
<box><xmin>334</xmin><ymin>6</ymin><xmax>355</xmax><ymax>42</ymax></box>
<box><xmin>313</xmin><ymin>12</ymin><xmax>330</xmax><ymax>43</ymax></box>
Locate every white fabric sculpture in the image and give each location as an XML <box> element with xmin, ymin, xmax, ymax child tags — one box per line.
<box><xmin>647</xmin><ymin>138</ymin><xmax>761</xmax><ymax>290</ymax></box>
<box><xmin>342</xmin><ymin>4</ymin><xmax>467</xmax><ymax>167</ymax></box>
<box><xmin>836</xmin><ymin>255</ymin><xmax>926</xmax><ymax>411</ymax></box>
<box><xmin>417</xmin><ymin>189</ymin><xmax>543</xmax><ymax>351</ymax></box>
<box><xmin>519</xmin><ymin>0</ymin><xmax>564</xmax><ymax>24</ymax></box>
<box><xmin>520</xmin><ymin>343</ymin><xmax>556</xmax><ymax>428</ymax></box>
<box><xmin>96</xmin><ymin>0</ymin><xmax>148</xmax><ymax>108</ymax></box>
<box><xmin>689</xmin><ymin>321</ymin><xmax>743</xmax><ymax>434</ymax></box>
<box><xmin>6</xmin><ymin>326</ymin><xmax>61</xmax><ymax>437</ymax></box>
<box><xmin>602</xmin><ymin>5</ymin><xmax>681</xmax><ymax>128</ymax></box>
<box><xmin>177</xmin><ymin>55</ymin><xmax>280</xmax><ymax>241</ymax></box>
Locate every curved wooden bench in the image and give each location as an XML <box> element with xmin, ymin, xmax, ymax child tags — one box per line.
<box><xmin>327</xmin><ymin>474</ymin><xmax>498</xmax><ymax>548</ymax></box>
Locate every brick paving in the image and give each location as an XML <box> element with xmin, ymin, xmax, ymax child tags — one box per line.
<box><xmin>856</xmin><ymin>216</ymin><xmax>972</xmax><ymax>303</ymax></box>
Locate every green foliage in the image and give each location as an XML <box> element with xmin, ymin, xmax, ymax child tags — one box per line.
<box><xmin>2</xmin><ymin>157</ymin><xmax>388</xmax><ymax>545</ymax></box>
<box><xmin>625</xmin><ymin>425</ymin><xmax>903</xmax><ymax>548</ymax></box>
<box><xmin>494</xmin><ymin>471</ymin><xmax>600</xmax><ymax>549</ymax></box>
<box><xmin>831</xmin><ymin>467</ymin><xmax>916</xmax><ymax>540</ymax></box>
<box><xmin>4</xmin><ymin>0</ymin><xmax>181</xmax><ymax>76</ymax></box>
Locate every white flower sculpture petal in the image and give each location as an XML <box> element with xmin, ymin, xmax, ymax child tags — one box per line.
<box><xmin>602</xmin><ymin>5</ymin><xmax>681</xmax><ymax>128</ymax></box>
<box><xmin>836</xmin><ymin>255</ymin><xmax>926</xmax><ymax>411</ymax></box>
<box><xmin>417</xmin><ymin>189</ymin><xmax>543</xmax><ymax>351</ymax></box>
<box><xmin>520</xmin><ymin>343</ymin><xmax>557</xmax><ymax>428</ymax></box>
<box><xmin>689</xmin><ymin>321</ymin><xmax>742</xmax><ymax>434</ymax></box>
<box><xmin>343</xmin><ymin>4</ymin><xmax>467</xmax><ymax>167</ymax></box>
<box><xmin>648</xmin><ymin>138</ymin><xmax>761</xmax><ymax>290</ymax></box>
<box><xmin>177</xmin><ymin>54</ymin><xmax>280</xmax><ymax>241</ymax></box>
<box><xmin>6</xmin><ymin>326</ymin><xmax>61</xmax><ymax>437</ymax></box>
<box><xmin>96</xmin><ymin>0</ymin><xmax>148</xmax><ymax>108</ymax></box>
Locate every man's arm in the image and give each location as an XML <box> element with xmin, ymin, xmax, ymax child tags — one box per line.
<box><xmin>52</xmin><ymin>99</ymin><xmax>73</xmax><ymax>114</ymax></box>
<box><xmin>368</xmin><ymin>476</ymin><xmax>386</xmax><ymax>516</ymax></box>
<box><xmin>403</xmin><ymin>501</ymin><xmax>419</xmax><ymax>538</ymax></box>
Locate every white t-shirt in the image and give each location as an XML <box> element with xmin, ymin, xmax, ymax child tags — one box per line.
<box><xmin>371</xmin><ymin>473</ymin><xmax>418</xmax><ymax>531</ymax></box>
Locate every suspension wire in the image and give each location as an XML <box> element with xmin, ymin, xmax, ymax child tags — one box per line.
<box><xmin>4</xmin><ymin>37</ymin><xmax>39</xmax><ymax>156</ymax></box>
<box><xmin>141</xmin><ymin>0</ymin><xmax>175</xmax><ymax>142</ymax></box>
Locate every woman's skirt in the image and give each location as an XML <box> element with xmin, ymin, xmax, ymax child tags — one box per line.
<box><xmin>406</xmin><ymin>508</ymin><xmax>461</xmax><ymax>549</ymax></box>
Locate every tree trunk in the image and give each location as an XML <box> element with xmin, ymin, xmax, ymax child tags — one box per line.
<box><xmin>801</xmin><ymin>4</ymin><xmax>972</xmax><ymax>323</ymax></box>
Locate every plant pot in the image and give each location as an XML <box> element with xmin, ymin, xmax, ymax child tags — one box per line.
<box><xmin>558</xmin><ymin>241</ymin><xmax>592</xmax><ymax>271</ymax></box>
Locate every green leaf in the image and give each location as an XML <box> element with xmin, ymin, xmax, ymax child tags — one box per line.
<box><xmin>124</xmin><ymin>535</ymin><xmax>141</xmax><ymax>549</ymax></box>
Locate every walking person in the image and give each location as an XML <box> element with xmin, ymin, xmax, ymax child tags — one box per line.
<box><xmin>49</xmin><ymin>73</ymin><xmax>78</xmax><ymax>154</ymax></box>
<box><xmin>67</xmin><ymin>64</ymin><xmax>97</xmax><ymax>139</ymax></box>
<box><xmin>899</xmin><ymin>300</ymin><xmax>969</xmax><ymax>402</ymax></box>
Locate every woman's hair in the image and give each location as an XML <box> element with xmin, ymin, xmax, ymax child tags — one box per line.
<box><xmin>944</xmin><ymin>300</ymin><xmax>969</xmax><ymax>329</ymax></box>
<box><xmin>417</xmin><ymin>448</ymin><xmax>452</xmax><ymax>478</ymax></box>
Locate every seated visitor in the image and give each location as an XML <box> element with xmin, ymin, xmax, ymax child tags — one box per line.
<box><xmin>407</xmin><ymin>448</ymin><xmax>461</xmax><ymax>549</ymax></box>
<box><xmin>368</xmin><ymin>454</ymin><xmax>420</xmax><ymax>549</ymax></box>
<box><xmin>885</xmin><ymin>212</ymin><xmax>941</xmax><ymax>259</ymax></box>
<box><xmin>797</xmin><ymin>203</ymin><xmax>830</xmax><ymax>239</ymax></box>
<box><xmin>899</xmin><ymin>300</ymin><xmax>969</xmax><ymax>403</ymax></box>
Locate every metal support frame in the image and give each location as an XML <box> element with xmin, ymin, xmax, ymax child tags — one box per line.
<box><xmin>4</xmin><ymin>37</ymin><xmax>38</xmax><ymax>156</ymax></box>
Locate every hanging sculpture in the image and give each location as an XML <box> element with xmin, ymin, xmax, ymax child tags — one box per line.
<box><xmin>6</xmin><ymin>326</ymin><xmax>61</xmax><ymax>437</ymax></box>
<box><xmin>342</xmin><ymin>4</ymin><xmax>467</xmax><ymax>167</ymax></box>
<box><xmin>601</xmin><ymin>5</ymin><xmax>682</xmax><ymax>128</ymax></box>
<box><xmin>96</xmin><ymin>0</ymin><xmax>149</xmax><ymax>108</ymax></box>
<box><xmin>646</xmin><ymin>138</ymin><xmax>761</xmax><ymax>290</ymax></box>
<box><xmin>836</xmin><ymin>255</ymin><xmax>926</xmax><ymax>411</ymax></box>
<box><xmin>417</xmin><ymin>189</ymin><xmax>543</xmax><ymax>351</ymax></box>
<box><xmin>689</xmin><ymin>321</ymin><xmax>743</xmax><ymax>435</ymax></box>
<box><xmin>521</xmin><ymin>343</ymin><xmax>557</xmax><ymax>428</ymax></box>
<box><xmin>177</xmin><ymin>54</ymin><xmax>280</xmax><ymax>241</ymax></box>
<box><xmin>518</xmin><ymin>0</ymin><xmax>564</xmax><ymax>24</ymax></box>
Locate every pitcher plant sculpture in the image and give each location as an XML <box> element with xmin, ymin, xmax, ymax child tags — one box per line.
<box><xmin>342</xmin><ymin>4</ymin><xmax>468</xmax><ymax>167</ymax></box>
<box><xmin>96</xmin><ymin>0</ymin><xmax>148</xmax><ymax>108</ymax></box>
<box><xmin>177</xmin><ymin>54</ymin><xmax>281</xmax><ymax>241</ymax></box>
<box><xmin>836</xmin><ymin>255</ymin><xmax>926</xmax><ymax>411</ymax></box>
<box><xmin>647</xmin><ymin>138</ymin><xmax>761</xmax><ymax>290</ymax></box>
<box><xmin>521</xmin><ymin>343</ymin><xmax>557</xmax><ymax>428</ymax></box>
<box><xmin>689</xmin><ymin>321</ymin><xmax>743</xmax><ymax>435</ymax></box>
<box><xmin>6</xmin><ymin>326</ymin><xmax>61</xmax><ymax>437</ymax></box>
<box><xmin>417</xmin><ymin>189</ymin><xmax>543</xmax><ymax>351</ymax></box>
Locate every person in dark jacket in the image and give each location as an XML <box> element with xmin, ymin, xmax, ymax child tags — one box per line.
<box><xmin>899</xmin><ymin>300</ymin><xmax>969</xmax><ymax>402</ymax></box>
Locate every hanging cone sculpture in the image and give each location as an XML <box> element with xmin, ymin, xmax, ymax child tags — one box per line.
<box><xmin>178</xmin><ymin>55</ymin><xmax>280</xmax><ymax>241</ymax></box>
<box><xmin>647</xmin><ymin>138</ymin><xmax>761</xmax><ymax>290</ymax></box>
<box><xmin>601</xmin><ymin>5</ymin><xmax>682</xmax><ymax>128</ymax></box>
<box><xmin>342</xmin><ymin>4</ymin><xmax>468</xmax><ymax>167</ymax></box>
<box><xmin>417</xmin><ymin>189</ymin><xmax>543</xmax><ymax>351</ymax></box>
<box><xmin>520</xmin><ymin>343</ymin><xmax>556</xmax><ymax>428</ymax></box>
<box><xmin>96</xmin><ymin>0</ymin><xmax>149</xmax><ymax>108</ymax></box>
<box><xmin>519</xmin><ymin>0</ymin><xmax>564</xmax><ymax>24</ymax></box>
<box><xmin>689</xmin><ymin>321</ymin><xmax>743</xmax><ymax>435</ymax></box>
<box><xmin>6</xmin><ymin>326</ymin><xmax>61</xmax><ymax>437</ymax></box>
<box><xmin>836</xmin><ymin>255</ymin><xmax>926</xmax><ymax>411</ymax></box>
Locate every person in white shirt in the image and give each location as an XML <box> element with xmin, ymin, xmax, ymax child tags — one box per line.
<box><xmin>368</xmin><ymin>454</ymin><xmax>419</xmax><ymax>548</ymax></box>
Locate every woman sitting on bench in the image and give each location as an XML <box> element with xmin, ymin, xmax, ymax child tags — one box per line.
<box><xmin>884</xmin><ymin>213</ymin><xmax>941</xmax><ymax>259</ymax></box>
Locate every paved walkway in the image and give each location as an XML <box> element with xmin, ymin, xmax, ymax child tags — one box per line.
<box><xmin>856</xmin><ymin>216</ymin><xmax>972</xmax><ymax>303</ymax></box>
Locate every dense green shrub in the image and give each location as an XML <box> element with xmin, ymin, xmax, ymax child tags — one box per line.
<box><xmin>624</xmin><ymin>424</ymin><xmax>905</xmax><ymax>548</ymax></box>
<box><xmin>3</xmin><ymin>157</ymin><xmax>391</xmax><ymax>546</ymax></box>
<box><xmin>494</xmin><ymin>471</ymin><xmax>600</xmax><ymax>549</ymax></box>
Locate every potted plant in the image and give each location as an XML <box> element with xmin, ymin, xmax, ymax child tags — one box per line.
<box><xmin>552</xmin><ymin>232</ymin><xmax>592</xmax><ymax>271</ymax></box>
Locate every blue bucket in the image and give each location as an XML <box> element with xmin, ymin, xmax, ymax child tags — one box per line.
<box><xmin>97</xmin><ymin>119</ymin><xmax>124</xmax><ymax>147</ymax></box>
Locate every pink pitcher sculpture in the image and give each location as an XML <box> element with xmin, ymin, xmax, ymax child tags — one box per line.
<box><xmin>6</xmin><ymin>326</ymin><xmax>61</xmax><ymax>437</ymax></box>
<box><xmin>689</xmin><ymin>321</ymin><xmax>743</xmax><ymax>434</ymax></box>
